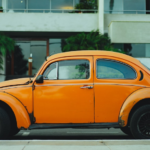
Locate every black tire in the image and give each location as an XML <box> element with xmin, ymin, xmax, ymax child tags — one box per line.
<box><xmin>130</xmin><ymin>105</ymin><xmax>150</xmax><ymax>139</ymax></box>
<box><xmin>9</xmin><ymin>127</ymin><xmax>20</xmax><ymax>137</ymax></box>
<box><xmin>0</xmin><ymin>108</ymin><xmax>11</xmax><ymax>139</ymax></box>
<box><xmin>120</xmin><ymin>126</ymin><xmax>132</xmax><ymax>136</ymax></box>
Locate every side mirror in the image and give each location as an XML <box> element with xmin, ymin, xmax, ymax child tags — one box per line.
<box><xmin>36</xmin><ymin>75</ymin><xmax>43</xmax><ymax>83</ymax></box>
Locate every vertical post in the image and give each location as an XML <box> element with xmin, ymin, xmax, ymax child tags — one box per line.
<box><xmin>46</xmin><ymin>39</ymin><xmax>49</xmax><ymax>57</ymax></box>
<box><xmin>98</xmin><ymin>0</ymin><xmax>104</xmax><ymax>34</ymax></box>
<box><xmin>73</xmin><ymin>0</ymin><xmax>75</xmax><ymax>9</ymax></box>
<box><xmin>2</xmin><ymin>0</ymin><xmax>8</xmax><ymax>13</ymax></box>
<box><xmin>28</xmin><ymin>54</ymin><xmax>32</xmax><ymax>76</ymax></box>
<box><xmin>11</xmin><ymin>52</ymin><xmax>14</xmax><ymax>75</ymax></box>
<box><xmin>50</xmin><ymin>0</ymin><xmax>51</xmax><ymax>12</ymax></box>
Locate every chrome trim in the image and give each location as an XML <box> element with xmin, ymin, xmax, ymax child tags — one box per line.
<box><xmin>35</xmin><ymin>83</ymin><xmax>147</xmax><ymax>88</ymax></box>
<box><xmin>94</xmin><ymin>83</ymin><xmax>147</xmax><ymax>87</ymax></box>
<box><xmin>56</xmin><ymin>62</ymin><xmax>58</xmax><ymax>80</ymax></box>
<box><xmin>80</xmin><ymin>86</ymin><xmax>93</xmax><ymax>89</ymax></box>
<box><xmin>35</xmin><ymin>83</ymin><xmax>94</xmax><ymax>87</ymax></box>
<box><xmin>0</xmin><ymin>85</ymin><xmax>32</xmax><ymax>90</ymax></box>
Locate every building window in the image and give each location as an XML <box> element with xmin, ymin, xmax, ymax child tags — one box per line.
<box><xmin>124</xmin><ymin>0</ymin><xmax>146</xmax><ymax>14</ymax></box>
<box><xmin>6</xmin><ymin>0</ymin><xmax>82</xmax><ymax>13</ymax></box>
<box><xmin>6</xmin><ymin>0</ymin><xmax>95</xmax><ymax>13</ymax></box>
<box><xmin>113</xmin><ymin>43</ymin><xmax>150</xmax><ymax>58</ymax></box>
<box><xmin>0</xmin><ymin>0</ymin><xmax>2</xmax><ymax>6</ymax></box>
<box><xmin>8</xmin><ymin>0</ymin><xmax>26</xmax><ymax>12</ymax></box>
<box><xmin>104</xmin><ymin>0</ymin><xmax>146</xmax><ymax>14</ymax></box>
<box><xmin>28</xmin><ymin>0</ymin><xmax>50</xmax><ymax>13</ymax></box>
<box><xmin>51</xmin><ymin>0</ymin><xmax>73</xmax><ymax>9</ymax></box>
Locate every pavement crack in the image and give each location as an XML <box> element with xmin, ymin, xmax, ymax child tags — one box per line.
<box><xmin>101</xmin><ymin>141</ymin><xmax>111</xmax><ymax>150</ymax></box>
<box><xmin>22</xmin><ymin>141</ymin><xmax>30</xmax><ymax>150</ymax></box>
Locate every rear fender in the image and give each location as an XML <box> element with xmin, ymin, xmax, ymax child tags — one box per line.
<box><xmin>119</xmin><ymin>88</ymin><xmax>150</xmax><ymax>127</ymax></box>
<box><xmin>0</xmin><ymin>91</ymin><xmax>31</xmax><ymax>129</ymax></box>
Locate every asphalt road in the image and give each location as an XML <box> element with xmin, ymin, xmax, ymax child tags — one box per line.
<box><xmin>2</xmin><ymin>129</ymin><xmax>150</xmax><ymax>150</ymax></box>
<box><xmin>8</xmin><ymin>128</ymin><xmax>132</xmax><ymax>140</ymax></box>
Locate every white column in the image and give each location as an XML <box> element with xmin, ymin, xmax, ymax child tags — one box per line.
<box><xmin>146</xmin><ymin>44</ymin><xmax>150</xmax><ymax>57</ymax></box>
<box><xmin>98</xmin><ymin>0</ymin><xmax>104</xmax><ymax>34</ymax></box>
<box><xmin>2</xmin><ymin>0</ymin><xmax>7</xmax><ymax>13</ymax></box>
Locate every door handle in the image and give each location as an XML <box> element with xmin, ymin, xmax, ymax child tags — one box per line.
<box><xmin>80</xmin><ymin>86</ymin><xmax>93</xmax><ymax>89</ymax></box>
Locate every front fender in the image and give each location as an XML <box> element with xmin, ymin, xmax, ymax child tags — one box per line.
<box><xmin>119</xmin><ymin>88</ymin><xmax>150</xmax><ymax>127</ymax></box>
<box><xmin>0</xmin><ymin>91</ymin><xmax>31</xmax><ymax>129</ymax></box>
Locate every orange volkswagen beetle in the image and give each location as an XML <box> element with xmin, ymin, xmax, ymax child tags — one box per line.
<box><xmin>0</xmin><ymin>50</ymin><xmax>150</xmax><ymax>139</ymax></box>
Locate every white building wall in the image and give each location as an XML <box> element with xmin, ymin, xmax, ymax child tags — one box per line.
<box><xmin>104</xmin><ymin>14</ymin><xmax>150</xmax><ymax>32</ymax></box>
<box><xmin>0</xmin><ymin>13</ymin><xmax>98</xmax><ymax>32</ymax></box>
<box><xmin>136</xmin><ymin>58</ymin><xmax>150</xmax><ymax>69</ymax></box>
<box><xmin>109</xmin><ymin>21</ymin><xmax>150</xmax><ymax>43</ymax></box>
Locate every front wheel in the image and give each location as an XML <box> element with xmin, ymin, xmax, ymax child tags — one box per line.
<box><xmin>130</xmin><ymin>105</ymin><xmax>150</xmax><ymax>139</ymax></box>
<box><xmin>0</xmin><ymin>108</ymin><xmax>11</xmax><ymax>139</ymax></box>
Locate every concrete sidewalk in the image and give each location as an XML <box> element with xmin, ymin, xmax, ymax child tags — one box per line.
<box><xmin>0</xmin><ymin>140</ymin><xmax>150</xmax><ymax>150</ymax></box>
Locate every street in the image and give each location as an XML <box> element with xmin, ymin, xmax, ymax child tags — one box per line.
<box><xmin>1</xmin><ymin>128</ymin><xmax>150</xmax><ymax>150</ymax></box>
<box><xmin>9</xmin><ymin>128</ymin><xmax>130</xmax><ymax>140</ymax></box>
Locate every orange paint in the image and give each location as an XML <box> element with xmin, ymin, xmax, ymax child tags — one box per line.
<box><xmin>0</xmin><ymin>51</ymin><xmax>149</xmax><ymax>129</ymax></box>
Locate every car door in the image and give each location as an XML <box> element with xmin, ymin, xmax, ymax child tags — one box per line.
<box><xmin>94</xmin><ymin>56</ymin><xmax>144</xmax><ymax>123</ymax></box>
<box><xmin>34</xmin><ymin>56</ymin><xmax>94</xmax><ymax>124</ymax></box>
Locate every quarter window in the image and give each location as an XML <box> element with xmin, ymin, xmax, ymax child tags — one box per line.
<box><xmin>96</xmin><ymin>59</ymin><xmax>136</xmax><ymax>79</ymax></box>
<box><xmin>43</xmin><ymin>62</ymin><xmax>57</xmax><ymax>80</ymax></box>
<box><xmin>43</xmin><ymin>59</ymin><xmax>90</xmax><ymax>80</ymax></box>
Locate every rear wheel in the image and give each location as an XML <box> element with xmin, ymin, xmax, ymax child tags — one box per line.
<box><xmin>9</xmin><ymin>127</ymin><xmax>20</xmax><ymax>137</ymax></box>
<box><xmin>130</xmin><ymin>105</ymin><xmax>150</xmax><ymax>139</ymax></box>
<box><xmin>0</xmin><ymin>108</ymin><xmax>11</xmax><ymax>139</ymax></box>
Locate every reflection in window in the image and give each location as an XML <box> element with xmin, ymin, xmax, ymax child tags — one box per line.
<box><xmin>58</xmin><ymin>60</ymin><xmax>90</xmax><ymax>80</ymax></box>
<box><xmin>51</xmin><ymin>0</ymin><xmax>73</xmax><ymax>9</ymax></box>
<box><xmin>97</xmin><ymin>59</ymin><xmax>136</xmax><ymax>79</ymax></box>
<box><xmin>43</xmin><ymin>62</ymin><xmax>57</xmax><ymax>80</ymax></box>
<box><xmin>43</xmin><ymin>60</ymin><xmax>90</xmax><ymax>80</ymax></box>
<box><xmin>51</xmin><ymin>0</ymin><xmax>75</xmax><ymax>13</ymax></box>
<box><xmin>8</xmin><ymin>0</ymin><xmax>26</xmax><ymax>12</ymax></box>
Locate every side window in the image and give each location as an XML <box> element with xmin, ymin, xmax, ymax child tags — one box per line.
<box><xmin>43</xmin><ymin>62</ymin><xmax>57</xmax><ymax>80</ymax></box>
<box><xmin>97</xmin><ymin>59</ymin><xmax>136</xmax><ymax>79</ymax></box>
<box><xmin>43</xmin><ymin>59</ymin><xmax>90</xmax><ymax>80</ymax></box>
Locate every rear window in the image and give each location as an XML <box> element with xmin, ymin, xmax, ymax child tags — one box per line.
<box><xmin>96</xmin><ymin>59</ymin><xmax>137</xmax><ymax>79</ymax></box>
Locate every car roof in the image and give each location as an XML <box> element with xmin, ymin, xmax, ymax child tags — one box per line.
<box><xmin>47</xmin><ymin>50</ymin><xmax>139</xmax><ymax>63</ymax></box>
<box><xmin>46</xmin><ymin>50</ymin><xmax>150</xmax><ymax>74</ymax></box>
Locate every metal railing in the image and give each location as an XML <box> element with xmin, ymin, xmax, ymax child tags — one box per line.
<box><xmin>0</xmin><ymin>9</ymin><xmax>98</xmax><ymax>13</ymax></box>
<box><xmin>104</xmin><ymin>10</ymin><xmax>150</xmax><ymax>14</ymax></box>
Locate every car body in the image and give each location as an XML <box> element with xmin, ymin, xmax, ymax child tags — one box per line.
<box><xmin>0</xmin><ymin>50</ymin><xmax>150</xmax><ymax>139</ymax></box>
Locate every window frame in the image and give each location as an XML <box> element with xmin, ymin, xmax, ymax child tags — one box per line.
<box><xmin>43</xmin><ymin>59</ymin><xmax>91</xmax><ymax>80</ymax></box>
<box><xmin>96</xmin><ymin>58</ymin><xmax>137</xmax><ymax>80</ymax></box>
<box><xmin>43</xmin><ymin>62</ymin><xmax>58</xmax><ymax>80</ymax></box>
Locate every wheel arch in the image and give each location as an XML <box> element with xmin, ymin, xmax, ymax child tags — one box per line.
<box><xmin>0</xmin><ymin>91</ymin><xmax>31</xmax><ymax>129</ymax></box>
<box><xmin>119</xmin><ymin>88</ymin><xmax>150</xmax><ymax>127</ymax></box>
<box><xmin>127</xmin><ymin>98</ymin><xmax>150</xmax><ymax>126</ymax></box>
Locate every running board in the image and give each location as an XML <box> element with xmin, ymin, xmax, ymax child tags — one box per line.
<box><xmin>29</xmin><ymin>123</ymin><xmax>120</xmax><ymax>130</ymax></box>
